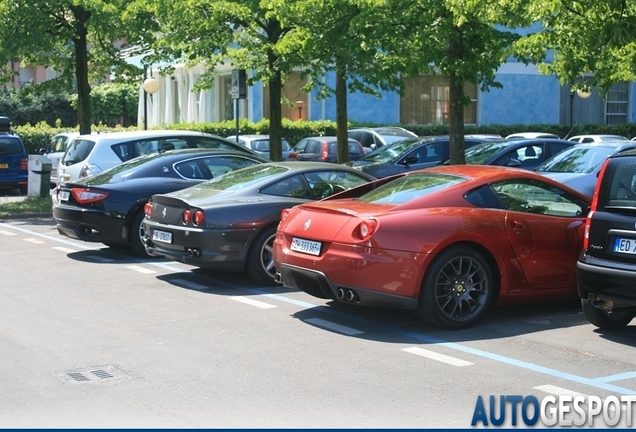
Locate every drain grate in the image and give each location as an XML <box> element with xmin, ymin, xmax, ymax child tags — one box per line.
<box><xmin>57</xmin><ymin>365</ymin><xmax>129</xmax><ymax>384</ymax></box>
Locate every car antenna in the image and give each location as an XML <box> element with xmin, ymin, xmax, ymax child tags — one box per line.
<box><xmin>563</xmin><ymin>124</ymin><xmax>577</xmax><ymax>140</ymax></box>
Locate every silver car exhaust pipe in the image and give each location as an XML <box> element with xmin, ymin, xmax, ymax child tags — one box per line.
<box><xmin>274</xmin><ymin>271</ymin><xmax>282</xmax><ymax>284</ymax></box>
<box><xmin>185</xmin><ymin>247</ymin><xmax>201</xmax><ymax>258</ymax></box>
<box><xmin>336</xmin><ymin>288</ymin><xmax>359</xmax><ymax>303</ymax></box>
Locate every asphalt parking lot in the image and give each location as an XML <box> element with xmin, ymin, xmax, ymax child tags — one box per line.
<box><xmin>1</xmin><ymin>216</ymin><xmax>636</xmax><ymax>428</ymax></box>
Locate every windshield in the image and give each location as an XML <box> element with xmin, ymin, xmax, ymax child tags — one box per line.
<box><xmin>535</xmin><ymin>146</ymin><xmax>616</xmax><ymax>174</ymax></box>
<box><xmin>359</xmin><ymin>138</ymin><xmax>431</xmax><ymax>163</ymax></box>
<box><xmin>464</xmin><ymin>142</ymin><xmax>511</xmax><ymax>164</ymax></box>
<box><xmin>358</xmin><ymin>172</ymin><xmax>465</xmax><ymax>204</ymax></box>
<box><xmin>192</xmin><ymin>164</ymin><xmax>289</xmax><ymax>191</ymax></box>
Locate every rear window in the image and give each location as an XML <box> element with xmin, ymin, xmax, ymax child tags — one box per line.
<box><xmin>61</xmin><ymin>139</ymin><xmax>96</xmax><ymax>165</ymax></box>
<box><xmin>0</xmin><ymin>137</ymin><xmax>25</xmax><ymax>155</ymax></box>
<box><xmin>358</xmin><ymin>172</ymin><xmax>465</xmax><ymax>204</ymax></box>
<box><xmin>599</xmin><ymin>158</ymin><xmax>636</xmax><ymax>209</ymax></box>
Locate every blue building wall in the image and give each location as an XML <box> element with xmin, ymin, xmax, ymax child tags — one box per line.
<box><xmin>479</xmin><ymin>71</ymin><xmax>561</xmax><ymax>125</ymax></box>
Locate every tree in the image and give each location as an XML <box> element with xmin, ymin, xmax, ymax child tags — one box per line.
<box><xmin>514</xmin><ymin>0</ymin><xmax>636</xmax><ymax>91</ymax></box>
<box><xmin>295</xmin><ymin>0</ymin><xmax>403</xmax><ymax>163</ymax></box>
<box><xmin>378</xmin><ymin>0</ymin><xmax>524</xmax><ymax>163</ymax></box>
<box><xmin>0</xmin><ymin>0</ymin><xmax>146</xmax><ymax>134</ymax></box>
<box><xmin>141</xmin><ymin>0</ymin><xmax>307</xmax><ymax>161</ymax></box>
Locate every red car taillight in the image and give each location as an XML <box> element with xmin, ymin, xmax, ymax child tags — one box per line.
<box><xmin>280</xmin><ymin>208</ymin><xmax>292</xmax><ymax>222</ymax></box>
<box><xmin>144</xmin><ymin>202</ymin><xmax>153</xmax><ymax>218</ymax></box>
<box><xmin>70</xmin><ymin>188</ymin><xmax>108</xmax><ymax>204</ymax></box>
<box><xmin>288</xmin><ymin>152</ymin><xmax>299</xmax><ymax>160</ymax></box>
<box><xmin>353</xmin><ymin>219</ymin><xmax>377</xmax><ymax>240</ymax></box>
<box><xmin>582</xmin><ymin>159</ymin><xmax>609</xmax><ymax>250</ymax></box>
<box><xmin>193</xmin><ymin>210</ymin><xmax>205</xmax><ymax>226</ymax></box>
<box><xmin>182</xmin><ymin>209</ymin><xmax>192</xmax><ymax>224</ymax></box>
<box><xmin>19</xmin><ymin>157</ymin><xmax>28</xmax><ymax>170</ymax></box>
<box><xmin>321</xmin><ymin>144</ymin><xmax>329</xmax><ymax>161</ymax></box>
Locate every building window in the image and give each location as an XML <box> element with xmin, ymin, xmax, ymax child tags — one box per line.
<box><xmin>263</xmin><ymin>72</ymin><xmax>308</xmax><ymax>120</ymax></box>
<box><xmin>220</xmin><ymin>74</ymin><xmax>234</xmax><ymax>121</ymax></box>
<box><xmin>400</xmin><ymin>75</ymin><xmax>477</xmax><ymax>125</ymax></box>
<box><xmin>605</xmin><ymin>82</ymin><xmax>628</xmax><ymax>125</ymax></box>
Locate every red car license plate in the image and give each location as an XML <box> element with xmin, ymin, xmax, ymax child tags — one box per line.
<box><xmin>290</xmin><ymin>237</ymin><xmax>321</xmax><ymax>256</ymax></box>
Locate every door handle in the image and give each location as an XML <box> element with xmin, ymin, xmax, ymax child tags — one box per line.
<box><xmin>512</xmin><ymin>220</ymin><xmax>525</xmax><ymax>229</ymax></box>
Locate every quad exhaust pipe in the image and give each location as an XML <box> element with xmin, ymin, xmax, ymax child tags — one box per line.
<box><xmin>185</xmin><ymin>247</ymin><xmax>201</xmax><ymax>258</ymax></box>
<box><xmin>337</xmin><ymin>288</ymin><xmax>359</xmax><ymax>303</ymax></box>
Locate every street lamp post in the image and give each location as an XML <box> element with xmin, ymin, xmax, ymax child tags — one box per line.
<box><xmin>143</xmin><ymin>70</ymin><xmax>160</xmax><ymax>130</ymax></box>
<box><xmin>569</xmin><ymin>87</ymin><xmax>592</xmax><ymax>128</ymax></box>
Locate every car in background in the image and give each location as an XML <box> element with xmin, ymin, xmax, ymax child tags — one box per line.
<box><xmin>451</xmin><ymin>138</ymin><xmax>575</xmax><ymax>170</ymax></box>
<box><xmin>535</xmin><ymin>141</ymin><xmax>636</xmax><ymax>197</ymax></box>
<box><xmin>577</xmin><ymin>150</ymin><xmax>636</xmax><ymax>329</ymax></box>
<box><xmin>346</xmin><ymin>135</ymin><xmax>505</xmax><ymax>178</ymax></box>
<box><xmin>57</xmin><ymin>130</ymin><xmax>260</xmax><ymax>184</ymax></box>
<box><xmin>143</xmin><ymin>162</ymin><xmax>375</xmax><ymax>284</ymax></box>
<box><xmin>567</xmin><ymin>134</ymin><xmax>629</xmax><ymax>143</ymax></box>
<box><xmin>348</xmin><ymin>127</ymin><xmax>417</xmax><ymax>151</ymax></box>
<box><xmin>0</xmin><ymin>117</ymin><xmax>28</xmax><ymax>195</ymax></box>
<box><xmin>274</xmin><ymin>164</ymin><xmax>590</xmax><ymax>329</ymax></box>
<box><xmin>225</xmin><ymin>134</ymin><xmax>296</xmax><ymax>160</ymax></box>
<box><xmin>53</xmin><ymin>148</ymin><xmax>267</xmax><ymax>256</ymax></box>
<box><xmin>291</xmin><ymin>136</ymin><xmax>366</xmax><ymax>163</ymax></box>
<box><xmin>40</xmin><ymin>131</ymin><xmax>79</xmax><ymax>186</ymax></box>
<box><xmin>506</xmin><ymin>132</ymin><xmax>560</xmax><ymax>140</ymax></box>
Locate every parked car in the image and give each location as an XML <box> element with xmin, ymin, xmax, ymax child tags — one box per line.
<box><xmin>291</xmin><ymin>136</ymin><xmax>366</xmax><ymax>163</ymax></box>
<box><xmin>142</xmin><ymin>162</ymin><xmax>375</xmax><ymax>284</ymax></box>
<box><xmin>505</xmin><ymin>132</ymin><xmax>560</xmax><ymax>140</ymax></box>
<box><xmin>348</xmin><ymin>127</ymin><xmax>417</xmax><ymax>151</ymax></box>
<box><xmin>57</xmin><ymin>130</ymin><xmax>260</xmax><ymax>184</ymax></box>
<box><xmin>40</xmin><ymin>131</ymin><xmax>79</xmax><ymax>186</ymax></box>
<box><xmin>346</xmin><ymin>135</ymin><xmax>505</xmax><ymax>178</ymax></box>
<box><xmin>577</xmin><ymin>150</ymin><xmax>636</xmax><ymax>329</ymax></box>
<box><xmin>567</xmin><ymin>134</ymin><xmax>629</xmax><ymax>143</ymax></box>
<box><xmin>535</xmin><ymin>141</ymin><xmax>636</xmax><ymax>197</ymax></box>
<box><xmin>53</xmin><ymin>148</ymin><xmax>267</xmax><ymax>256</ymax></box>
<box><xmin>274</xmin><ymin>164</ymin><xmax>591</xmax><ymax>329</ymax></box>
<box><xmin>0</xmin><ymin>118</ymin><xmax>28</xmax><ymax>195</ymax></box>
<box><xmin>225</xmin><ymin>134</ymin><xmax>296</xmax><ymax>160</ymax></box>
<box><xmin>449</xmin><ymin>138</ymin><xmax>575</xmax><ymax>170</ymax></box>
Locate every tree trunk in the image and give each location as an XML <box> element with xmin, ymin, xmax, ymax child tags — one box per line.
<box><xmin>73</xmin><ymin>8</ymin><xmax>92</xmax><ymax>135</ymax></box>
<box><xmin>335</xmin><ymin>64</ymin><xmax>349</xmax><ymax>164</ymax></box>
<box><xmin>448</xmin><ymin>25</ymin><xmax>466</xmax><ymax>165</ymax></box>
<box><xmin>267</xmin><ymin>52</ymin><xmax>283</xmax><ymax>162</ymax></box>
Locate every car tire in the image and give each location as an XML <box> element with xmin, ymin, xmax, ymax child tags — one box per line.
<box><xmin>416</xmin><ymin>245</ymin><xmax>495</xmax><ymax>330</ymax></box>
<box><xmin>581</xmin><ymin>299</ymin><xmax>635</xmax><ymax>329</ymax></box>
<box><xmin>246</xmin><ymin>225</ymin><xmax>278</xmax><ymax>285</ymax></box>
<box><xmin>129</xmin><ymin>209</ymin><xmax>151</xmax><ymax>257</ymax></box>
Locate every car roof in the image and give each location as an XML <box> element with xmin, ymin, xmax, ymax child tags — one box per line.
<box><xmin>75</xmin><ymin>129</ymin><xmax>222</xmax><ymax>143</ymax></box>
<box><xmin>506</xmin><ymin>132</ymin><xmax>560</xmax><ymax>139</ymax></box>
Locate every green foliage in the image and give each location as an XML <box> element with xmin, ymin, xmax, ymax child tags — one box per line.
<box><xmin>0</xmin><ymin>196</ymin><xmax>53</xmax><ymax>216</ymax></box>
<box><xmin>68</xmin><ymin>82</ymin><xmax>139</xmax><ymax>127</ymax></box>
<box><xmin>0</xmin><ymin>87</ymin><xmax>76</xmax><ymax>127</ymax></box>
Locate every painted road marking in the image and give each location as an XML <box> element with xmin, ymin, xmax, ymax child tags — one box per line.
<box><xmin>229</xmin><ymin>296</ymin><xmax>277</xmax><ymax>309</ymax></box>
<box><xmin>305</xmin><ymin>317</ymin><xmax>364</xmax><ymax>336</ymax></box>
<box><xmin>126</xmin><ymin>265</ymin><xmax>157</xmax><ymax>274</ymax></box>
<box><xmin>24</xmin><ymin>238</ymin><xmax>45</xmax><ymax>244</ymax></box>
<box><xmin>402</xmin><ymin>346</ymin><xmax>474</xmax><ymax>367</ymax></box>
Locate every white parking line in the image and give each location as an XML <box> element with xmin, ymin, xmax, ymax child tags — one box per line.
<box><xmin>172</xmin><ymin>278</ymin><xmax>210</xmax><ymax>291</ymax></box>
<box><xmin>53</xmin><ymin>246</ymin><xmax>77</xmax><ymax>253</ymax></box>
<box><xmin>229</xmin><ymin>296</ymin><xmax>277</xmax><ymax>309</ymax></box>
<box><xmin>305</xmin><ymin>317</ymin><xmax>364</xmax><ymax>335</ymax></box>
<box><xmin>0</xmin><ymin>230</ymin><xmax>17</xmax><ymax>236</ymax></box>
<box><xmin>402</xmin><ymin>347</ymin><xmax>474</xmax><ymax>367</ymax></box>
<box><xmin>125</xmin><ymin>265</ymin><xmax>157</xmax><ymax>274</ymax></box>
<box><xmin>86</xmin><ymin>255</ymin><xmax>115</xmax><ymax>263</ymax></box>
<box><xmin>24</xmin><ymin>238</ymin><xmax>45</xmax><ymax>244</ymax></box>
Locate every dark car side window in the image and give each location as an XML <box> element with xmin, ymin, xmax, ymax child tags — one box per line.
<box><xmin>600</xmin><ymin>159</ymin><xmax>636</xmax><ymax>208</ymax></box>
<box><xmin>492</xmin><ymin>179</ymin><xmax>587</xmax><ymax>217</ymax></box>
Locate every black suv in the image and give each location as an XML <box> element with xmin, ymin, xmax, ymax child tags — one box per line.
<box><xmin>577</xmin><ymin>150</ymin><xmax>636</xmax><ymax>328</ymax></box>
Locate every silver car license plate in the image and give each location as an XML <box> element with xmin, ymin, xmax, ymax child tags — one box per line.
<box><xmin>290</xmin><ymin>237</ymin><xmax>321</xmax><ymax>256</ymax></box>
<box><xmin>58</xmin><ymin>191</ymin><xmax>70</xmax><ymax>202</ymax></box>
<box><xmin>152</xmin><ymin>229</ymin><xmax>173</xmax><ymax>244</ymax></box>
